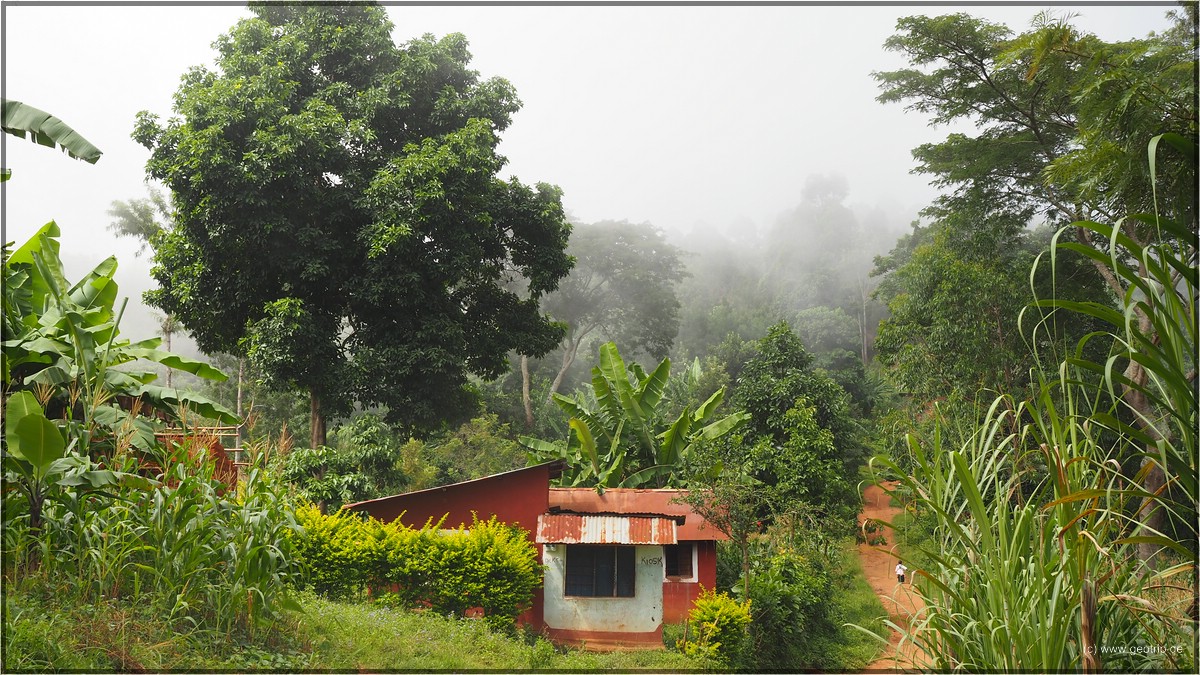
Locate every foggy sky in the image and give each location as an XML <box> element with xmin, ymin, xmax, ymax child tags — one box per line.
<box><xmin>2</xmin><ymin>2</ymin><xmax>1178</xmax><ymax>345</ymax></box>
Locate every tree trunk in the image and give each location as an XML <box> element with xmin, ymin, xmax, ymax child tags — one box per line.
<box><xmin>1136</xmin><ymin>460</ymin><xmax>1167</xmax><ymax>565</ymax></box>
<box><xmin>1079</xmin><ymin>231</ymin><xmax>1169</xmax><ymax>565</ymax></box>
<box><xmin>521</xmin><ymin>354</ymin><xmax>534</xmax><ymax>429</ymax></box>
<box><xmin>546</xmin><ymin>339</ymin><xmax>580</xmax><ymax>403</ymax></box>
<box><xmin>1124</xmin><ymin>352</ymin><xmax>1168</xmax><ymax>565</ymax></box>
<box><xmin>310</xmin><ymin>390</ymin><xmax>327</xmax><ymax>449</ymax></box>
<box><xmin>740</xmin><ymin>538</ymin><xmax>751</xmax><ymax>594</ymax></box>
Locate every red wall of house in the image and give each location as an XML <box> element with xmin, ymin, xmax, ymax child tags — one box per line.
<box><xmin>346</xmin><ymin>464</ymin><xmax>557</xmax><ymax>628</ymax></box>
<box><xmin>662</xmin><ymin>540</ymin><xmax>717</xmax><ymax>623</ymax></box>
<box><xmin>346</xmin><ymin>463</ymin><xmax>553</xmax><ymax>534</ymax></box>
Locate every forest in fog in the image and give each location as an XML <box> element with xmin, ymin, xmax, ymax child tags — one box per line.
<box><xmin>4</xmin><ymin>2</ymin><xmax>1194</xmax><ymax>672</ymax></box>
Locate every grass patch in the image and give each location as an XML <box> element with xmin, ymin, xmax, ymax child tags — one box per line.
<box><xmin>295</xmin><ymin>593</ymin><xmax>700</xmax><ymax>670</ymax></box>
<box><xmin>3</xmin><ymin>578</ymin><xmax>309</xmax><ymax>672</ymax></box>
<box><xmin>3</xmin><ymin>581</ymin><xmax>701</xmax><ymax>672</ymax></box>
<box><xmin>4</xmin><ymin>593</ymin><xmax>110</xmax><ymax>672</ymax></box>
<box><xmin>827</xmin><ymin>539</ymin><xmax>890</xmax><ymax>670</ymax></box>
<box><xmin>8</xmin><ymin>551</ymin><xmax>898</xmax><ymax>672</ymax></box>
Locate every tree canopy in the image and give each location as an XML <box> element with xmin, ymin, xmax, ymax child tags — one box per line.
<box><xmin>875</xmin><ymin>10</ymin><xmax>1195</xmax><ymax>250</ymax></box>
<box><xmin>694</xmin><ymin>322</ymin><xmax>861</xmax><ymax>534</ymax></box>
<box><xmin>134</xmin><ymin>3</ymin><xmax>573</xmax><ymax>444</ymax></box>
<box><xmin>872</xmin><ymin>9</ymin><xmax>1197</xmax><ymax>565</ymax></box>
<box><xmin>871</xmin><ymin>9</ymin><xmax>1196</xmax><ymax>405</ymax></box>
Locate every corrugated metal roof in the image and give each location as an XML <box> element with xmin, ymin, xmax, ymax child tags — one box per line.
<box><xmin>547</xmin><ymin>488</ymin><xmax>728</xmax><ymax>541</ymax></box>
<box><xmin>535</xmin><ymin>513</ymin><xmax>677</xmax><ymax>545</ymax></box>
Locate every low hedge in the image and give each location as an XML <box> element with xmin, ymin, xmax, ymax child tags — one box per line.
<box><xmin>289</xmin><ymin>505</ymin><xmax>540</xmax><ymax>629</ymax></box>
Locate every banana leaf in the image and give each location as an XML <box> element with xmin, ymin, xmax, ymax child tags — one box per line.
<box><xmin>2</xmin><ymin>99</ymin><xmax>102</xmax><ymax>163</ymax></box>
<box><xmin>136</xmin><ymin>384</ymin><xmax>240</xmax><ymax>425</ymax></box>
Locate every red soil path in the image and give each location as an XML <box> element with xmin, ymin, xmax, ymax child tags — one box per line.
<box><xmin>859</xmin><ymin>481</ymin><xmax>927</xmax><ymax>671</ymax></box>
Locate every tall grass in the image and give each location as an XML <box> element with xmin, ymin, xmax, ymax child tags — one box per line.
<box><xmin>294</xmin><ymin>592</ymin><xmax>700</xmax><ymax>671</ymax></box>
<box><xmin>873</xmin><ymin>378</ymin><xmax>1192</xmax><ymax>671</ymax></box>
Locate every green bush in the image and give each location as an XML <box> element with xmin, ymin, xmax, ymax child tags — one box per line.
<box><xmin>416</xmin><ymin>519</ymin><xmax>541</xmax><ymax>629</ymax></box>
<box><xmin>290</xmin><ymin>504</ymin><xmax>384</xmax><ymax>598</ymax></box>
<box><xmin>745</xmin><ymin>547</ymin><xmax>837</xmax><ymax>670</ymax></box>
<box><xmin>291</xmin><ymin>508</ymin><xmax>541</xmax><ymax>629</ymax></box>
<box><xmin>678</xmin><ymin>588</ymin><xmax>752</xmax><ymax>668</ymax></box>
<box><xmin>714</xmin><ymin>540</ymin><xmax>742</xmax><ymax>592</ymax></box>
<box><xmin>281</xmin><ymin>414</ymin><xmax>411</xmax><ymax>511</ymax></box>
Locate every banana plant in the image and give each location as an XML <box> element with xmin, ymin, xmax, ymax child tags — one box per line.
<box><xmin>3</xmin><ymin>223</ymin><xmax>238</xmax><ymax>446</ymax></box>
<box><xmin>2</xmin><ymin>98</ymin><xmax>103</xmax><ymax>182</ymax></box>
<box><xmin>4</xmin><ymin>391</ymin><xmax>154</xmax><ymax>534</ymax></box>
<box><xmin>522</xmin><ymin>342</ymin><xmax>747</xmax><ymax>488</ymax></box>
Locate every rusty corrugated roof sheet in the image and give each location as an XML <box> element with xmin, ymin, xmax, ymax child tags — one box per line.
<box><xmin>535</xmin><ymin>513</ymin><xmax>678</xmax><ymax>545</ymax></box>
<box><xmin>547</xmin><ymin>488</ymin><xmax>728</xmax><ymax>541</ymax></box>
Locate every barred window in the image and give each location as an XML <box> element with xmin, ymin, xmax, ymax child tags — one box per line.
<box><xmin>664</xmin><ymin>543</ymin><xmax>694</xmax><ymax>579</ymax></box>
<box><xmin>565</xmin><ymin>545</ymin><xmax>635</xmax><ymax>597</ymax></box>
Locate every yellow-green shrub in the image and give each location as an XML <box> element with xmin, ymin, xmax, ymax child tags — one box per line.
<box><xmin>679</xmin><ymin>588</ymin><xmax>752</xmax><ymax>668</ymax></box>
<box><xmin>289</xmin><ymin>504</ymin><xmax>386</xmax><ymax>598</ymax></box>
<box><xmin>419</xmin><ymin>519</ymin><xmax>540</xmax><ymax>628</ymax></box>
<box><xmin>290</xmin><ymin>507</ymin><xmax>540</xmax><ymax>628</ymax></box>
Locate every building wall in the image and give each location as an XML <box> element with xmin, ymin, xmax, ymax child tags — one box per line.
<box><xmin>662</xmin><ymin>540</ymin><xmax>718</xmax><ymax>623</ymax></box>
<box><xmin>348</xmin><ymin>472</ymin><xmax>725</xmax><ymax>646</ymax></box>
<box><xmin>543</xmin><ymin>544</ymin><xmax>665</xmax><ymax>642</ymax></box>
<box><xmin>347</xmin><ymin>463</ymin><xmax>553</xmax><ymax>535</ymax></box>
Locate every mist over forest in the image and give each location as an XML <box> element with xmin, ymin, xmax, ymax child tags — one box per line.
<box><xmin>4</xmin><ymin>2</ymin><xmax>1194</xmax><ymax>671</ymax></box>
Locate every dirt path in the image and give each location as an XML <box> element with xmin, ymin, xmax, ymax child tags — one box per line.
<box><xmin>859</xmin><ymin>481</ymin><xmax>926</xmax><ymax>671</ymax></box>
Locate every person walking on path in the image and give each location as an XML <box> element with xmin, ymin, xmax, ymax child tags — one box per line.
<box><xmin>895</xmin><ymin>562</ymin><xmax>908</xmax><ymax>584</ymax></box>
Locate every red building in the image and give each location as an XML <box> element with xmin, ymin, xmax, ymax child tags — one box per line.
<box><xmin>345</xmin><ymin>461</ymin><xmax>727</xmax><ymax>650</ymax></box>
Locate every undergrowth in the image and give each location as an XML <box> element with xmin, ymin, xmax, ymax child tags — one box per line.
<box><xmin>3</xmin><ymin>579</ymin><xmax>309</xmax><ymax>672</ymax></box>
<box><xmin>297</xmin><ymin>592</ymin><xmax>700</xmax><ymax>670</ymax></box>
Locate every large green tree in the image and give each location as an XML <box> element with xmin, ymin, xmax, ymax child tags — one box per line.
<box><xmin>135</xmin><ymin>3</ymin><xmax>573</xmax><ymax>446</ymax></box>
<box><xmin>723</xmin><ymin>322</ymin><xmax>863</xmax><ymax>525</ymax></box>
<box><xmin>874</xmin><ymin>9</ymin><xmax>1195</xmax><ymax>307</ymax></box>
<box><xmin>870</xmin><ymin>208</ymin><xmax>1102</xmax><ymax>404</ymax></box>
<box><xmin>874</xmin><ymin>9</ymin><xmax>1196</xmax><ymax>558</ymax></box>
<box><xmin>733</xmin><ymin>323</ymin><xmax>857</xmax><ymax>456</ymax></box>
<box><xmin>876</xmin><ymin>11</ymin><xmax>1195</xmax><ymax>227</ymax></box>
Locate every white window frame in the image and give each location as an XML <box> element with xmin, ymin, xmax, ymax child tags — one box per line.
<box><xmin>663</xmin><ymin>542</ymin><xmax>698</xmax><ymax>583</ymax></box>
